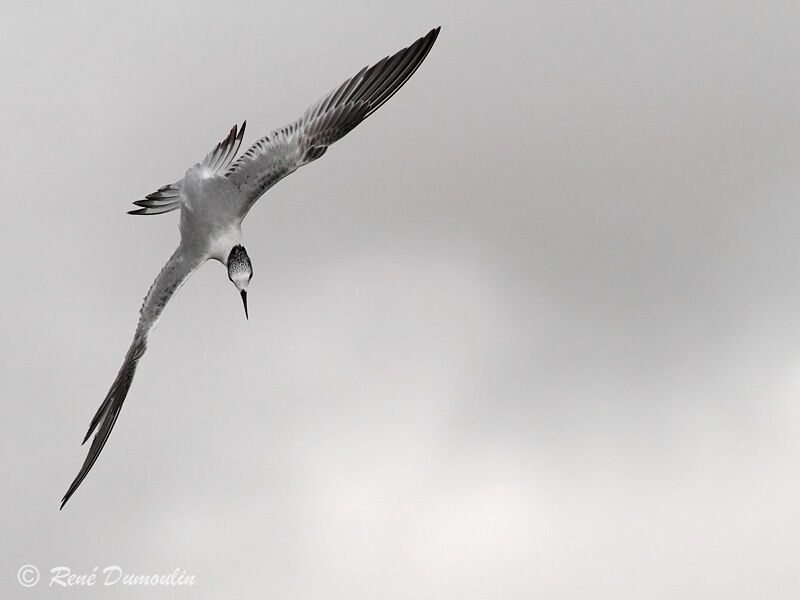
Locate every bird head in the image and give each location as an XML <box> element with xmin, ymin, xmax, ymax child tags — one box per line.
<box><xmin>227</xmin><ymin>245</ymin><xmax>253</xmax><ymax>319</ymax></box>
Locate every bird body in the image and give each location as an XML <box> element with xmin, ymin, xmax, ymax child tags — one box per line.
<box><xmin>61</xmin><ymin>26</ymin><xmax>441</xmax><ymax>509</ymax></box>
<box><xmin>180</xmin><ymin>165</ymin><xmax>244</xmax><ymax>262</ymax></box>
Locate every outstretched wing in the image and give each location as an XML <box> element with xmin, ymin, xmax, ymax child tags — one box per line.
<box><xmin>61</xmin><ymin>246</ymin><xmax>203</xmax><ymax>509</ymax></box>
<box><xmin>128</xmin><ymin>122</ymin><xmax>247</xmax><ymax>216</ymax></box>
<box><xmin>226</xmin><ymin>27</ymin><xmax>440</xmax><ymax>219</ymax></box>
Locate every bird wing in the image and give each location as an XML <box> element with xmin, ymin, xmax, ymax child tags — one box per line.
<box><xmin>61</xmin><ymin>246</ymin><xmax>204</xmax><ymax>508</ymax></box>
<box><xmin>128</xmin><ymin>122</ymin><xmax>247</xmax><ymax>216</ymax></box>
<box><xmin>225</xmin><ymin>27</ymin><xmax>440</xmax><ymax>220</ymax></box>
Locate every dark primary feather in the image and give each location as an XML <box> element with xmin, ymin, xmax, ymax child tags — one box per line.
<box><xmin>225</xmin><ymin>26</ymin><xmax>440</xmax><ymax>217</ymax></box>
<box><xmin>61</xmin><ymin>332</ymin><xmax>147</xmax><ymax>509</ymax></box>
<box><xmin>128</xmin><ymin>122</ymin><xmax>247</xmax><ymax>216</ymax></box>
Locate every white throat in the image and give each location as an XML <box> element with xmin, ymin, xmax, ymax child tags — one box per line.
<box><xmin>210</xmin><ymin>228</ymin><xmax>243</xmax><ymax>263</ymax></box>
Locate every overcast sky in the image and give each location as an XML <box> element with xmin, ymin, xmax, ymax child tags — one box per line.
<box><xmin>2</xmin><ymin>1</ymin><xmax>800</xmax><ymax>598</ymax></box>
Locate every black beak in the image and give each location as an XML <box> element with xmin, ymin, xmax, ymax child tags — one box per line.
<box><xmin>240</xmin><ymin>290</ymin><xmax>249</xmax><ymax>320</ymax></box>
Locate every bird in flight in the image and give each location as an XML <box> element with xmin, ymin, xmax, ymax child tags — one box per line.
<box><xmin>61</xmin><ymin>27</ymin><xmax>440</xmax><ymax>509</ymax></box>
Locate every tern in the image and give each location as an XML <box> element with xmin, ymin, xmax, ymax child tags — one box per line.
<box><xmin>61</xmin><ymin>27</ymin><xmax>440</xmax><ymax>509</ymax></box>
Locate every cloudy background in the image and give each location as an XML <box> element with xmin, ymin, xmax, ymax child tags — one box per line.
<box><xmin>2</xmin><ymin>1</ymin><xmax>800</xmax><ymax>598</ymax></box>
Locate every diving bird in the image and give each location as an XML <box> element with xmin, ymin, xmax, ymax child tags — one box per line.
<box><xmin>61</xmin><ymin>27</ymin><xmax>440</xmax><ymax>509</ymax></box>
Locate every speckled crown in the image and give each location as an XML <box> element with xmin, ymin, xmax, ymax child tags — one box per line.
<box><xmin>227</xmin><ymin>245</ymin><xmax>252</xmax><ymax>280</ymax></box>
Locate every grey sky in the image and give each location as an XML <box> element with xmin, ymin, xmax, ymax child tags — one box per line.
<box><xmin>2</xmin><ymin>1</ymin><xmax>800</xmax><ymax>598</ymax></box>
